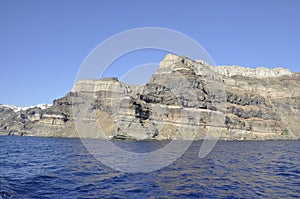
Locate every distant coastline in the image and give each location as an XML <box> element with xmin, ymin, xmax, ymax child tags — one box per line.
<box><xmin>1</xmin><ymin>54</ymin><xmax>299</xmax><ymax>140</ymax></box>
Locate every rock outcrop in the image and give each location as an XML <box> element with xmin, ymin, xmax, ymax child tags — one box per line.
<box><xmin>1</xmin><ymin>54</ymin><xmax>299</xmax><ymax>140</ymax></box>
<box><xmin>212</xmin><ymin>65</ymin><xmax>292</xmax><ymax>78</ymax></box>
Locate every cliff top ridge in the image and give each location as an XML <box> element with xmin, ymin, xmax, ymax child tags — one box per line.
<box><xmin>161</xmin><ymin>54</ymin><xmax>293</xmax><ymax>79</ymax></box>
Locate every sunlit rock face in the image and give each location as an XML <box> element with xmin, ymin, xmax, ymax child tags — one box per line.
<box><xmin>212</xmin><ymin>65</ymin><xmax>292</xmax><ymax>79</ymax></box>
<box><xmin>1</xmin><ymin>54</ymin><xmax>299</xmax><ymax>140</ymax></box>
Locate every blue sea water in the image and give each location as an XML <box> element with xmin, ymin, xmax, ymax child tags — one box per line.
<box><xmin>0</xmin><ymin>136</ymin><xmax>299</xmax><ymax>199</ymax></box>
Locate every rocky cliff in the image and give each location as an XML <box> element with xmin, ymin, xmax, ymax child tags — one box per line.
<box><xmin>1</xmin><ymin>54</ymin><xmax>299</xmax><ymax>140</ymax></box>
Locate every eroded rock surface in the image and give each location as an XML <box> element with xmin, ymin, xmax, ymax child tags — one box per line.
<box><xmin>1</xmin><ymin>54</ymin><xmax>299</xmax><ymax>140</ymax></box>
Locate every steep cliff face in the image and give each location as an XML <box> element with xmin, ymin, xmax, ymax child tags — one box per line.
<box><xmin>1</xmin><ymin>54</ymin><xmax>299</xmax><ymax>140</ymax></box>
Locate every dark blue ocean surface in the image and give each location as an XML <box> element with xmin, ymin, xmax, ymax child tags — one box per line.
<box><xmin>0</xmin><ymin>136</ymin><xmax>299</xmax><ymax>199</ymax></box>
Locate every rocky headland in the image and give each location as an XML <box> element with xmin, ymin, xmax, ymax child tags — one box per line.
<box><xmin>1</xmin><ymin>54</ymin><xmax>299</xmax><ymax>140</ymax></box>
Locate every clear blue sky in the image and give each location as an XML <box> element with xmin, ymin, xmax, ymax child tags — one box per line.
<box><xmin>0</xmin><ymin>0</ymin><xmax>299</xmax><ymax>106</ymax></box>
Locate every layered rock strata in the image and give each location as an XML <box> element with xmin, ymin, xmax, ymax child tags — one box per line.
<box><xmin>1</xmin><ymin>54</ymin><xmax>299</xmax><ymax>140</ymax></box>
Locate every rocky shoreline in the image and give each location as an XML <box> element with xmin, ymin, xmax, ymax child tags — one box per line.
<box><xmin>1</xmin><ymin>54</ymin><xmax>299</xmax><ymax>140</ymax></box>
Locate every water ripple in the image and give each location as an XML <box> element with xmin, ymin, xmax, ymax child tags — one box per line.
<box><xmin>0</xmin><ymin>136</ymin><xmax>299</xmax><ymax>198</ymax></box>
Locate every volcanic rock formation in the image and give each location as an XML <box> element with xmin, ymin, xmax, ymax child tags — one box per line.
<box><xmin>1</xmin><ymin>54</ymin><xmax>299</xmax><ymax>140</ymax></box>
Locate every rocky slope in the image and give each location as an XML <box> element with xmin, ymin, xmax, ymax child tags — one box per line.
<box><xmin>1</xmin><ymin>54</ymin><xmax>299</xmax><ymax>140</ymax></box>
